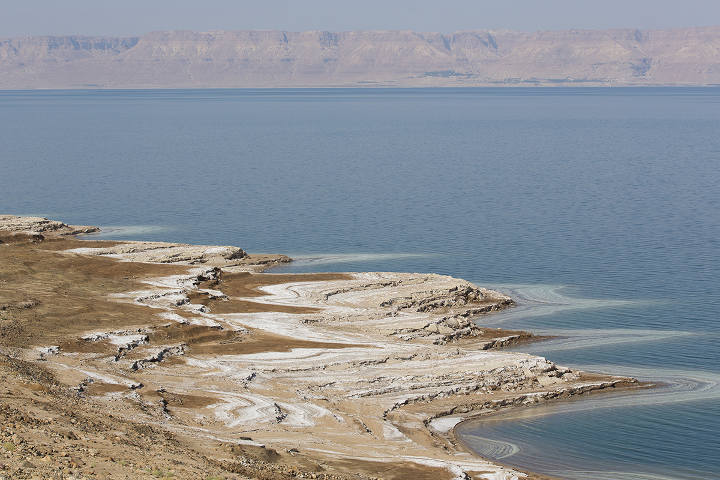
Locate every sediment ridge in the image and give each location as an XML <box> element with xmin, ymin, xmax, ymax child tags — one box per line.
<box><xmin>0</xmin><ymin>215</ymin><xmax>640</xmax><ymax>480</ymax></box>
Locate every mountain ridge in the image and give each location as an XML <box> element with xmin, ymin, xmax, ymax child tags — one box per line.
<box><xmin>1</xmin><ymin>26</ymin><xmax>719</xmax><ymax>88</ymax></box>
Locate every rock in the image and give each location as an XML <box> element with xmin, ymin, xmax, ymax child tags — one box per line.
<box><xmin>36</xmin><ymin>346</ymin><xmax>59</xmax><ymax>360</ymax></box>
<box><xmin>436</xmin><ymin>324</ymin><xmax>454</xmax><ymax>335</ymax></box>
<box><xmin>131</xmin><ymin>344</ymin><xmax>186</xmax><ymax>370</ymax></box>
<box><xmin>0</xmin><ymin>215</ymin><xmax>98</xmax><ymax>237</ymax></box>
<box><xmin>64</xmin><ymin>241</ymin><xmax>253</xmax><ymax>268</ymax></box>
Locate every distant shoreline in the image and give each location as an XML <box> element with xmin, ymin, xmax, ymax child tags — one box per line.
<box><xmin>2</xmin><ymin>27</ymin><xmax>720</xmax><ymax>89</ymax></box>
<box><xmin>3</xmin><ymin>85</ymin><xmax>720</xmax><ymax>91</ymax></box>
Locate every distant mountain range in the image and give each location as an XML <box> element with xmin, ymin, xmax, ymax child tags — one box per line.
<box><xmin>1</xmin><ymin>27</ymin><xmax>719</xmax><ymax>88</ymax></box>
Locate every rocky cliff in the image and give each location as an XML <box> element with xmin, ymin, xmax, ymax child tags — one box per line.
<box><xmin>1</xmin><ymin>27</ymin><xmax>719</xmax><ymax>88</ymax></box>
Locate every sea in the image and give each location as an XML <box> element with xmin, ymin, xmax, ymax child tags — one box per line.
<box><xmin>1</xmin><ymin>88</ymin><xmax>718</xmax><ymax>480</ymax></box>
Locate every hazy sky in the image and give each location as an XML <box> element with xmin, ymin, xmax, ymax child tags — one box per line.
<box><xmin>3</xmin><ymin>0</ymin><xmax>719</xmax><ymax>37</ymax></box>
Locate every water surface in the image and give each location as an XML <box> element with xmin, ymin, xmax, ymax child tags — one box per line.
<box><xmin>1</xmin><ymin>88</ymin><xmax>718</xmax><ymax>479</ymax></box>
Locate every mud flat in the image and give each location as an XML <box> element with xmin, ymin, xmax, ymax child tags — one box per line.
<box><xmin>0</xmin><ymin>215</ymin><xmax>641</xmax><ymax>480</ymax></box>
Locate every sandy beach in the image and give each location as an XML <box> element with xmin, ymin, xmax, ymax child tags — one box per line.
<box><xmin>0</xmin><ymin>215</ymin><xmax>644</xmax><ymax>480</ymax></box>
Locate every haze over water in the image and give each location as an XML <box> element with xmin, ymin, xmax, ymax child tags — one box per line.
<box><xmin>1</xmin><ymin>88</ymin><xmax>718</xmax><ymax>479</ymax></box>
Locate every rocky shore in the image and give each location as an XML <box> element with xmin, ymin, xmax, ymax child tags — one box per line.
<box><xmin>0</xmin><ymin>215</ymin><xmax>640</xmax><ymax>480</ymax></box>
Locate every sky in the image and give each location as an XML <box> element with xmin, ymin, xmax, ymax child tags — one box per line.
<box><xmin>2</xmin><ymin>0</ymin><xmax>719</xmax><ymax>37</ymax></box>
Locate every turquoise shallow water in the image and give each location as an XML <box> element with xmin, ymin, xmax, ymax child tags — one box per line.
<box><xmin>1</xmin><ymin>88</ymin><xmax>719</xmax><ymax>479</ymax></box>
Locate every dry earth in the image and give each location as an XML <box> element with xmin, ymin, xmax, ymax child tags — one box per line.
<box><xmin>0</xmin><ymin>215</ymin><xmax>641</xmax><ymax>480</ymax></box>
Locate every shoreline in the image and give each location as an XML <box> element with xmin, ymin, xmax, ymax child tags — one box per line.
<box><xmin>3</xmin><ymin>85</ymin><xmax>720</xmax><ymax>91</ymax></box>
<box><xmin>0</xmin><ymin>215</ymin><xmax>641</xmax><ymax>480</ymax></box>
<box><xmin>3</xmin><ymin>86</ymin><xmax>720</xmax><ymax>97</ymax></box>
<box><xmin>449</xmin><ymin>377</ymin><xmax>654</xmax><ymax>480</ymax></box>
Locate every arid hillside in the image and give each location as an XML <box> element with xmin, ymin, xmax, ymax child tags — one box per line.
<box><xmin>1</xmin><ymin>27</ymin><xmax>719</xmax><ymax>88</ymax></box>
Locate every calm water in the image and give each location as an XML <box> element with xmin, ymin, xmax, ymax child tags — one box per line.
<box><xmin>1</xmin><ymin>88</ymin><xmax>719</xmax><ymax>479</ymax></box>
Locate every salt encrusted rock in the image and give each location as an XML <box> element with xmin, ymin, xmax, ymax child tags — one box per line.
<box><xmin>64</xmin><ymin>242</ymin><xmax>247</xmax><ymax>265</ymax></box>
<box><xmin>130</xmin><ymin>344</ymin><xmax>186</xmax><ymax>370</ymax></box>
<box><xmin>0</xmin><ymin>215</ymin><xmax>99</xmax><ymax>236</ymax></box>
<box><xmin>37</xmin><ymin>346</ymin><xmax>60</xmax><ymax>360</ymax></box>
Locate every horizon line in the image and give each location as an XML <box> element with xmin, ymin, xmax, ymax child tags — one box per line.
<box><xmin>4</xmin><ymin>24</ymin><xmax>720</xmax><ymax>39</ymax></box>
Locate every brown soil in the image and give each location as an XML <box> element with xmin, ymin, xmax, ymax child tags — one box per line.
<box><xmin>200</xmin><ymin>271</ymin><xmax>353</xmax><ymax>298</ymax></box>
<box><xmin>0</xmin><ymin>238</ymin><xmax>395</xmax><ymax>479</ymax></box>
<box><xmin>186</xmin><ymin>291</ymin><xmax>321</xmax><ymax>314</ymax></box>
<box><xmin>0</xmin><ymin>240</ymin><xmax>189</xmax><ymax>350</ymax></box>
<box><xmin>150</xmin><ymin>323</ymin><xmax>359</xmax><ymax>356</ymax></box>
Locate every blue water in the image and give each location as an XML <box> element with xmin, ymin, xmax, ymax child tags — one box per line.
<box><xmin>1</xmin><ymin>88</ymin><xmax>719</xmax><ymax>479</ymax></box>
